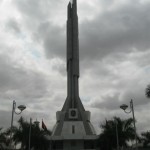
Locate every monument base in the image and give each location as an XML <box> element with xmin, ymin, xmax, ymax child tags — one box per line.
<box><xmin>50</xmin><ymin>139</ymin><xmax>98</xmax><ymax>150</ymax></box>
<box><xmin>50</xmin><ymin>111</ymin><xmax>98</xmax><ymax>150</ymax></box>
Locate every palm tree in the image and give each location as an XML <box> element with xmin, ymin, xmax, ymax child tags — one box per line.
<box><xmin>145</xmin><ymin>84</ymin><xmax>150</xmax><ymax>98</ymax></box>
<box><xmin>0</xmin><ymin>127</ymin><xmax>10</xmax><ymax>150</ymax></box>
<box><xmin>0</xmin><ymin>128</ymin><xmax>5</xmax><ymax>150</ymax></box>
<box><xmin>13</xmin><ymin>117</ymin><xmax>51</xmax><ymax>150</ymax></box>
<box><xmin>141</xmin><ymin>131</ymin><xmax>150</xmax><ymax>148</ymax></box>
<box><xmin>30</xmin><ymin>126</ymin><xmax>51</xmax><ymax>150</ymax></box>
<box><xmin>13</xmin><ymin>117</ymin><xmax>30</xmax><ymax>149</ymax></box>
<box><xmin>98</xmin><ymin>117</ymin><xmax>135</xmax><ymax>150</ymax></box>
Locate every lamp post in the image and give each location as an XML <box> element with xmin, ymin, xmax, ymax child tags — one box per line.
<box><xmin>28</xmin><ymin>119</ymin><xmax>40</xmax><ymax>150</ymax></box>
<box><xmin>120</xmin><ymin>99</ymin><xmax>138</xmax><ymax>150</ymax></box>
<box><xmin>28</xmin><ymin>118</ymin><xmax>32</xmax><ymax>150</ymax></box>
<box><xmin>10</xmin><ymin>100</ymin><xmax>26</xmax><ymax>147</ymax></box>
<box><xmin>115</xmin><ymin>119</ymin><xmax>119</xmax><ymax>150</ymax></box>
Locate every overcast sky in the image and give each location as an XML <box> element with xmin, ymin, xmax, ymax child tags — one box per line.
<box><xmin>0</xmin><ymin>0</ymin><xmax>150</xmax><ymax>134</ymax></box>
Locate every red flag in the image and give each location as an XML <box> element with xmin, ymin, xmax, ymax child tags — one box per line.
<box><xmin>42</xmin><ymin>120</ymin><xmax>47</xmax><ymax>131</ymax></box>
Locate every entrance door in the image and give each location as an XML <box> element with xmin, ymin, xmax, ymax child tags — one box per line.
<box><xmin>63</xmin><ymin>140</ymin><xmax>84</xmax><ymax>150</ymax></box>
<box><xmin>71</xmin><ymin>141</ymin><xmax>77</xmax><ymax>150</ymax></box>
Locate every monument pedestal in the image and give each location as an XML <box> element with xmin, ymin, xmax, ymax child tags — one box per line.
<box><xmin>50</xmin><ymin>111</ymin><xmax>98</xmax><ymax>150</ymax></box>
<box><xmin>50</xmin><ymin>136</ymin><xmax>98</xmax><ymax>150</ymax></box>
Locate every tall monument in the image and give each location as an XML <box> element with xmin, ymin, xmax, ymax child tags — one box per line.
<box><xmin>51</xmin><ymin>0</ymin><xmax>98</xmax><ymax>149</ymax></box>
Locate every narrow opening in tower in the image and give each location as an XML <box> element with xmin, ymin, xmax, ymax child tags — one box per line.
<box><xmin>72</xmin><ymin>125</ymin><xmax>75</xmax><ymax>134</ymax></box>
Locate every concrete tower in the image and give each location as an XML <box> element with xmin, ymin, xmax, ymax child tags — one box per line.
<box><xmin>51</xmin><ymin>0</ymin><xmax>98</xmax><ymax>149</ymax></box>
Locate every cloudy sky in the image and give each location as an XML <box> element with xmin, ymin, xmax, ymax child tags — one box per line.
<box><xmin>0</xmin><ymin>0</ymin><xmax>150</xmax><ymax>134</ymax></box>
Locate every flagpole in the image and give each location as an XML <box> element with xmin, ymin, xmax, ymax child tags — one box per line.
<box><xmin>28</xmin><ymin>118</ymin><xmax>32</xmax><ymax>150</ymax></box>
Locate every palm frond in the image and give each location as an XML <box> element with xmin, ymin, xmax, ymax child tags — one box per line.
<box><xmin>145</xmin><ymin>84</ymin><xmax>150</xmax><ymax>98</ymax></box>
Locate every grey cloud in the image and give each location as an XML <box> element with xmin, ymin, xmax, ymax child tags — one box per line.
<box><xmin>15</xmin><ymin>0</ymin><xmax>48</xmax><ymax>21</ymax></box>
<box><xmin>13</xmin><ymin>0</ymin><xmax>150</xmax><ymax>63</ymax></box>
<box><xmin>127</xmin><ymin>50</ymin><xmax>150</xmax><ymax>68</ymax></box>
<box><xmin>6</xmin><ymin>19</ymin><xmax>21</xmax><ymax>33</ymax></box>
<box><xmin>80</xmin><ymin>50</ymin><xmax>150</xmax><ymax>111</ymax></box>
<box><xmin>31</xmin><ymin>21</ymin><xmax>66</xmax><ymax>60</ymax></box>
<box><xmin>43</xmin><ymin>25</ymin><xmax>66</xmax><ymax>59</ymax></box>
<box><xmin>0</xmin><ymin>51</ymin><xmax>55</xmax><ymax>129</ymax></box>
<box><xmin>79</xmin><ymin>2</ymin><xmax>150</xmax><ymax>60</ymax></box>
<box><xmin>33</xmin><ymin>0</ymin><xmax>150</xmax><ymax>72</ymax></box>
<box><xmin>51</xmin><ymin>63</ymin><xmax>66</xmax><ymax>76</ymax></box>
<box><xmin>91</xmin><ymin>92</ymin><xmax>121</xmax><ymax>110</ymax></box>
<box><xmin>88</xmin><ymin>75</ymin><xmax>150</xmax><ymax>112</ymax></box>
<box><xmin>0</xmin><ymin>110</ymin><xmax>11</xmax><ymax>129</ymax></box>
<box><xmin>100</xmin><ymin>0</ymin><xmax>115</xmax><ymax>6</ymax></box>
<box><xmin>0</xmin><ymin>52</ymin><xmax>50</xmax><ymax>103</ymax></box>
<box><xmin>120</xmin><ymin>88</ymin><xmax>149</xmax><ymax>107</ymax></box>
<box><xmin>14</xmin><ymin>0</ymin><xmax>67</xmax><ymax>29</ymax></box>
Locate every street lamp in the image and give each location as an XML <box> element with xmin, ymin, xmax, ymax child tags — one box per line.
<box><xmin>115</xmin><ymin>119</ymin><xmax>119</xmax><ymax>150</ymax></box>
<box><xmin>28</xmin><ymin>119</ymin><xmax>40</xmax><ymax>150</ymax></box>
<box><xmin>120</xmin><ymin>99</ymin><xmax>138</xmax><ymax>150</ymax></box>
<box><xmin>10</xmin><ymin>100</ymin><xmax>26</xmax><ymax>147</ymax></box>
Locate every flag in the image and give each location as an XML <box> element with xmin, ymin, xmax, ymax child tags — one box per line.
<box><xmin>42</xmin><ymin>120</ymin><xmax>47</xmax><ymax>131</ymax></box>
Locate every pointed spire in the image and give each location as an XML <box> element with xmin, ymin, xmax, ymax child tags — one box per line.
<box><xmin>67</xmin><ymin>2</ymin><xmax>71</xmax><ymax>18</ymax></box>
<box><xmin>70</xmin><ymin>0</ymin><xmax>73</xmax><ymax>4</ymax></box>
<box><xmin>72</xmin><ymin>0</ymin><xmax>77</xmax><ymax>12</ymax></box>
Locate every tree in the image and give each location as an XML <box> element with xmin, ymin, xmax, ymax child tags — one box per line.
<box><xmin>0</xmin><ymin>127</ymin><xmax>10</xmax><ymax>150</ymax></box>
<box><xmin>98</xmin><ymin>117</ymin><xmax>135</xmax><ymax>150</ymax></box>
<box><xmin>141</xmin><ymin>131</ymin><xmax>150</xmax><ymax>148</ymax></box>
<box><xmin>0</xmin><ymin>128</ymin><xmax>5</xmax><ymax>149</ymax></box>
<box><xmin>145</xmin><ymin>84</ymin><xmax>150</xmax><ymax>98</ymax></box>
<box><xmin>12</xmin><ymin>117</ymin><xmax>51</xmax><ymax>150</ymax></box>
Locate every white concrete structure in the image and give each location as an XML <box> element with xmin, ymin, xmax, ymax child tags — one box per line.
<box><xmin>50</xmin><ymin>0</ymin><xmax>98</xmax><ymax>149</ymax></box>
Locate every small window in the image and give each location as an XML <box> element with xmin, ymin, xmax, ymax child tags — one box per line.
<box><xmin>72</xmin><ymin>125</ymin><xmax>75</xmax><ymax>134</ymax></box>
